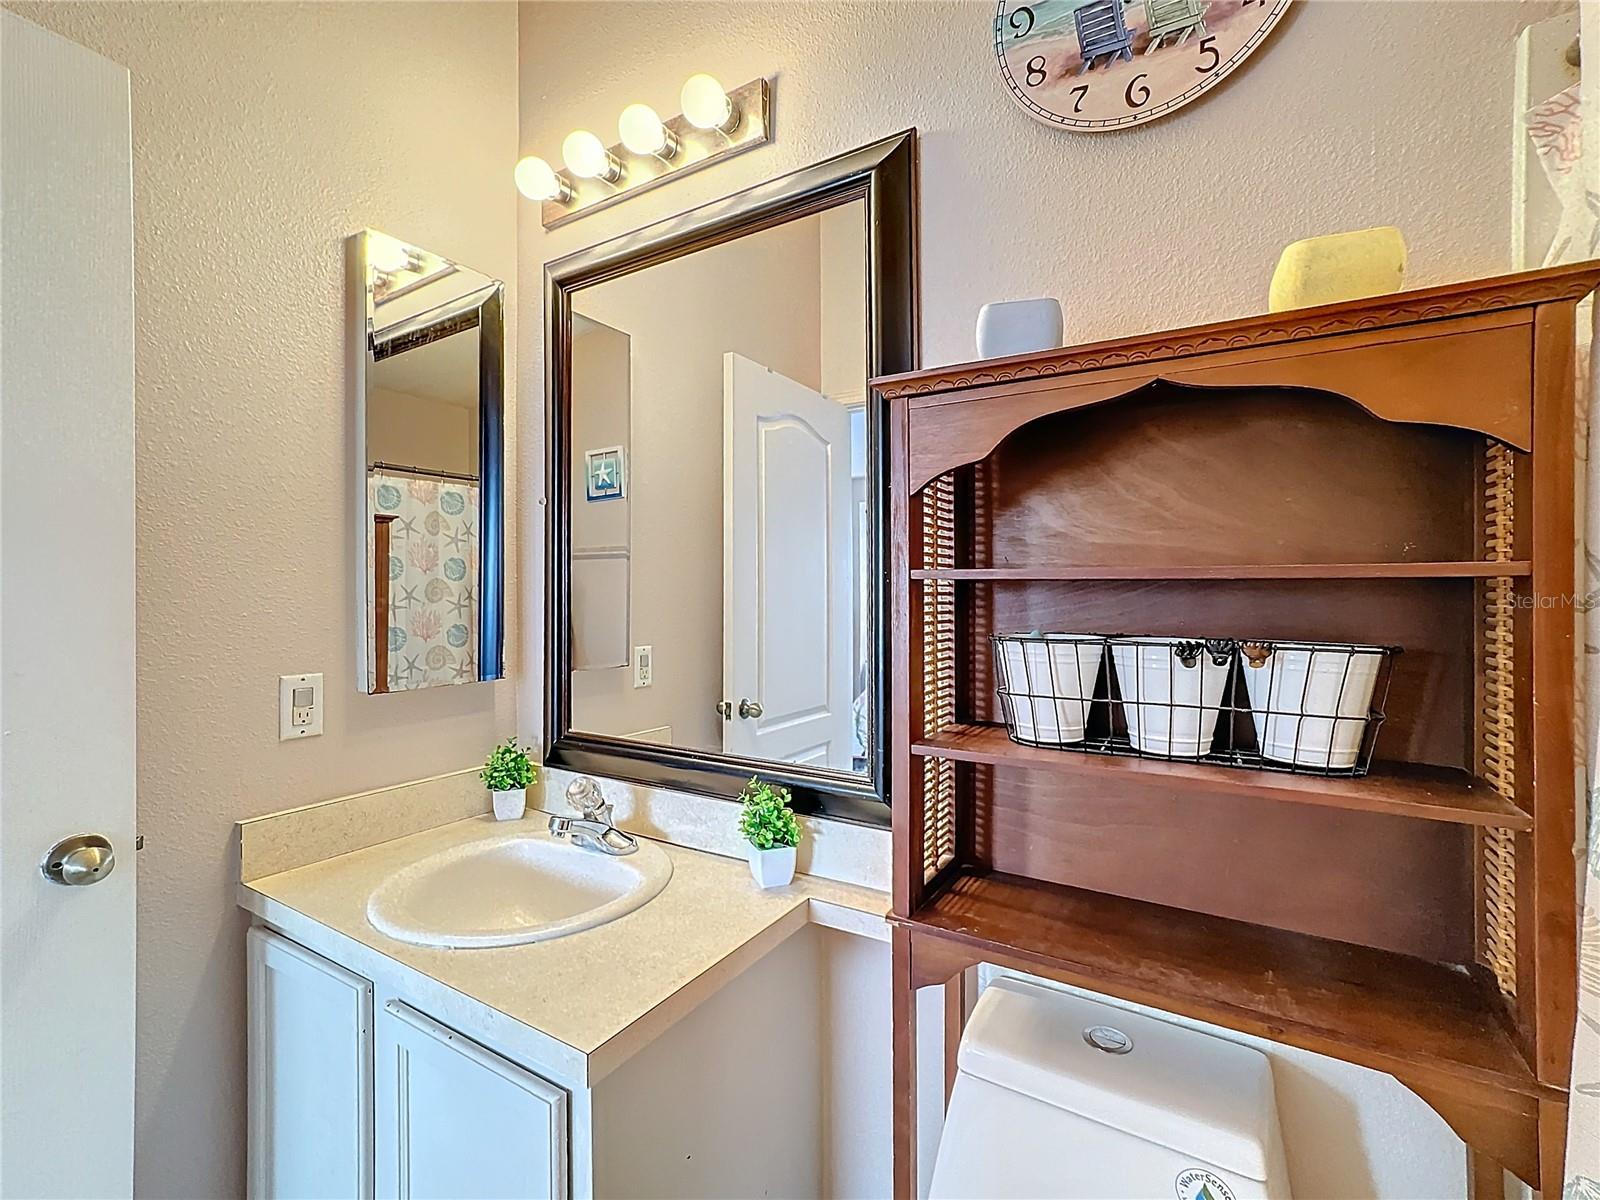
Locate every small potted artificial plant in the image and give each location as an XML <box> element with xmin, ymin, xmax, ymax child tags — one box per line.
<box><xmin>738</xmin><ymin>776</ymin><xmax>801</xmax><ymax>889</ymax></box>
<box><xmin>480</xmin><ymin>739</ymin><xmax>537</xmax><ymax>822</ymax></box>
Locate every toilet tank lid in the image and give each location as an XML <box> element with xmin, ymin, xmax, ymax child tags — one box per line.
<box><xmin>958</xmin><ymin>978</ymin><xmax>1280</xmax><ymax>1181</ymax></box>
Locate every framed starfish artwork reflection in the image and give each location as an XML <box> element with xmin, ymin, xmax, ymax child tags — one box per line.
<box><xmin>584</xmin><ymin>446</ymin><xmax>626</xmax><ymax>501</ymax></box>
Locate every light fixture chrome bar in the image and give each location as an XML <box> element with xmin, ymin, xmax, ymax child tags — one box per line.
<box><xmin>539</xmin><ymin>78</ymin><xmax>770</xmax><ymax>230</ymax></box>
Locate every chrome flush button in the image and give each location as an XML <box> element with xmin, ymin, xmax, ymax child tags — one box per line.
<box><xmin>1083</xmin><ymin>1024</ymin><xmax>1134</xmax><ymax>1054</ymax></box>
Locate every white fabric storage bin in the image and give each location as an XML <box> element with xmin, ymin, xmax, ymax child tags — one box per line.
<box><xmin>993</xmin><ymin>633</ymin><xmax>1105</xmax><ymax>746</ymax></box>
<box><xmin>1109</xmin><ymin>638</ymin><xmax>1233</xmax><ymax>758</ymax></box>
<box><xmin>1241</xmin><ymin>641</ymin><xmax>1386</xmax><ymax>770</ymax></box>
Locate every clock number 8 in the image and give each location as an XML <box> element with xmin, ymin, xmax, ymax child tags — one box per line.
<box><xmin>1025</xmin><ymin>55</ymin><xmax>1047</xmax><ymax>87</ymax></box>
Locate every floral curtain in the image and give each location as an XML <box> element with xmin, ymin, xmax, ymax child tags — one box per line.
<box><xmin>366</xmin><ymin>469</ymin><xmax>479</xmax><ymax>691</ymax></box>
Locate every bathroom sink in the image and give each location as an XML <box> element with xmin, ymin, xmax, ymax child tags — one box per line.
<box><xmin>365</xmin><ymin>829</ymin><xmax>672</xmax><ymax>949</ymax></box>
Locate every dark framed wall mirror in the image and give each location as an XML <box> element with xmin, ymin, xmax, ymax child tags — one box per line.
<box><xmin>545</xmin><ymin>132</ymin><xmax>918</xmax><ymax>824</ymax></box>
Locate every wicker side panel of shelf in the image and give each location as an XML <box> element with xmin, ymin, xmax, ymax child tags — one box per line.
<box><xmin>1481</xmin><ymin>439</ymin><xmax>1519</xmax><ymax>999</ymax></box>
<box><xmin>919</xmin><ymin>472</ymin><xmax>957</xmax><ymax>884</ymax></box>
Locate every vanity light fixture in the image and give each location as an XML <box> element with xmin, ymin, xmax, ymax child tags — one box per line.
<box><xmin>517</xmin><ymin>75</ymin><xmax>771</xmax><ymax>230</ymax></box>
<box><xmin>514</xmin><ymin>155</ymin><xmax>572</xmax><ymax>204</ymax></box>
<box><xmin>562</xmin><ymin>130</ymin><xmax>624</xmax><ymax>184</ymax></box>
<box><xmin>618</xmin><ymin>103</ymin><xmax>678</xmax><ymax>160</ymax></box>
<box><xmin>680</xmin><ymin>74</ymin><xmax>739</xmax><ymax>134</ymax></box>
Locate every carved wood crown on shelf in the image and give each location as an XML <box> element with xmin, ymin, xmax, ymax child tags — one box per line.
<box><xmin>874</xmin><ymin>262</ymin><xmax>1600</xmax><ymax>400</ymax></box>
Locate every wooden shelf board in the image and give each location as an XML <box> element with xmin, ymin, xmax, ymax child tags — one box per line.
<box><xmin>905</xmin><ymin>870</ymin><xmax>1544</xmax><ymax>1098</ymax></box>
<box><xmin>912</xmin><ymin>561</ymin><xmax>1532</xmax><ymax>581</ymax></box>
<box><xmin>913</xmin><ymin>723</ymin><xmax>1531</xmax><ymax>830</ymax></box>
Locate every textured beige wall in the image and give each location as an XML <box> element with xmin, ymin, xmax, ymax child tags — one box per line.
<box><xmin>516</xmin><ymin>3</ymin><xmax>1567</xmax><ymax>1195</ymax></box>
<box><xmin>2</xmin><ymin>3</ymin><xmax>518</xmax><ymax>1196</ymax></box>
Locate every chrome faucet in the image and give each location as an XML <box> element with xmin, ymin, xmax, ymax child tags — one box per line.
<box><xmin>548</xmin><ymin>776</ymin><xmax>638</xmax><ymax>856</ymax></box>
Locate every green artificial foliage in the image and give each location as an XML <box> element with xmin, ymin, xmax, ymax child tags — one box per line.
<box><xmin>737</xmin><ymin>776</ymin><xmax>802</xmax><ymax>850</ymax></box>
<box><xmin>480</xmin><ymin>739</ymin><xmax>537</xmax><ymax>792</ymax></box>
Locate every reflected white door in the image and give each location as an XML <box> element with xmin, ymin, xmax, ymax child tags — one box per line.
<box><xmin>0</xmin><ymin>12</ymin><xmax>137</xmax><ymax>1197</ymax></box>
<box><xmin>723</xmin><ymin>353</ymin><xmax>853</xmax><ymax>769</ymax></box>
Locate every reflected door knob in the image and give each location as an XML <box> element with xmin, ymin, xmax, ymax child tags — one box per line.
<box><xmin>715</xmin><ymin>700</ymin><xmax>733</xmax><ymax>720</ymax></box>
<box><xmin>738</xmin><ymin>698</ymin><xmax>763</xmax><ymax>720</ymax></box>
<box><xmin>41</xmin><ymin>834</ymin><xmax>116</xmax><ymax>886</ymax></box>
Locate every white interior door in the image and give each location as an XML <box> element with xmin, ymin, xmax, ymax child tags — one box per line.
<box><xmin>0</xmin><ymin>13</ymin><xmax>137</xmax><ymax>1197</ymax></box>
<box><xmin>723</xmin><ymin>353</ymin><xmax>853</xmax><ymax>769</ymax></box>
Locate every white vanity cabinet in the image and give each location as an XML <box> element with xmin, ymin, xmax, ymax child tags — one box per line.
<box><xmin>247</xmin><ymin>927</ymin><xmax>374</xmax><ymax>1199</ymax></box>
<box><xmin>248</xmin><ymin>928</ymin><xmax>568</xmax><ymax>1200</ymax></box>
<box><xmin>375</xmin><ymin>1000</ymin><xmax>568</xmax><ymax>1199</ymax></box>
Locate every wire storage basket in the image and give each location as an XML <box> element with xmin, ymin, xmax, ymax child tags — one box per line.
<box><xmin>991</xmin><ymin>632</ymin><xmax>1398</xmax><ymax>777</ymax></box>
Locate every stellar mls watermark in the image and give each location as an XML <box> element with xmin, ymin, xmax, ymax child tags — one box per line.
<box><xmin>1511</xmin><ymin>590</ymin><xmax>1600</xmax><ymax>611</ymax></box>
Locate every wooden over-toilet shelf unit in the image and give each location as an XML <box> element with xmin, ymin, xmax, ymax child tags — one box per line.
<box><xmin>877</xmin><ymin>262</ymin><xmax>1599</xmax><ymax>1198</ymax></box>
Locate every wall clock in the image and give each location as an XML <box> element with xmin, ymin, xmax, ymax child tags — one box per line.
<box><xmin>995</xmin><ymin>0</ymin><xmax>1291</xmax><ymax>131</ymax></box>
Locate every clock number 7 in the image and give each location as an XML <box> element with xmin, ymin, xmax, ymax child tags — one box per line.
<box><xmin>1194</xmin><ymin>36</ymin><xmax>1220</xmax><ymax>74</ymax></box>
<box><xmin>1008</xmin><ymin>6</ymin><xmax>1035</xmax><ymax>39</ymax></box>
<box><xmin>1069</xmin><ymin>85</ymin><xmax>1088</xmax><ymax>113</ymax></box>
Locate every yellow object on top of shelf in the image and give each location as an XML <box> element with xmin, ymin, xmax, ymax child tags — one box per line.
<box><xmin>1268</xmin><ymin>226</ymin><xmax>1408</xmax><ymax>312</ymax></box>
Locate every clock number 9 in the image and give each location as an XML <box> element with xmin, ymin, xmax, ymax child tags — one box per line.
<box><xmin>1195</xmin><ymin>36</ymin><xmax>1220</xmax><ymax>74</ymax></box>
<box><xmin>1124</xmin><ymin>73</ymin><xmax>1150</xmax><ymax>109</ymax></box>
<box><xmin>1025</xmin><ymin>55</ymin><xmax>1047</xmax><ymax>87</ymax></box>
<box><xmin>1008</xmin><ymin>6</ymin><xmax>1035</xmax><ymax>39</ymax></box>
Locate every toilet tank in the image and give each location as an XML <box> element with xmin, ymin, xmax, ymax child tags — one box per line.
<box><xmin>929</xmin><ymin>978</ymin><xmax>1291</xmax><ymax>1200</ymax></box>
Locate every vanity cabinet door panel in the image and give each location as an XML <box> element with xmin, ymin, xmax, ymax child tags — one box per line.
<box><xmin>247</xmin><ymin>927</ymin><xmax>375</xmax><ymax>1199</ymax></box>
<box><xmin>375</xmin><ymin>1001</ymin><xmax>568</xmax><ymax>1200</ymax></box>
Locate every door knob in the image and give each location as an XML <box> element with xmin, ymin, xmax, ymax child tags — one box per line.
<box><xmin>739</xmin><ymin>698</ymin><xmax>763</xmax><ymax>720</ymax></box>
<box><xmin>41</xmin><ymin>834</ymin><xmax>116</xmax><ymax>886</ymax></box>
<box><xmin>715</xmin><ymin>700</ymin><xmax>733</xmax><ymax>720</ymax></box>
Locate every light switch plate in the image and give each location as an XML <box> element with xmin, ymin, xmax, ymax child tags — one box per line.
<box><xmin>633</xmin><ymin>645</ymin><xmax>652</xmax><ymax>689</ymax></box>
<box><xmin>279</xmin><ymin>673</ymin><xmax>323</xmax><ymax>740</ymax></box>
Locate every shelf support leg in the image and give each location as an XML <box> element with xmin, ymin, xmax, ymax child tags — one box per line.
<box><xmin>1467</xmin><ymin>1150</ymin><xmax>1505</xmax><ymax>1200</ymax></box>
<box><xmin>892</xmin><ymin>924</ymin><xmax>918</xmax><ymax>1200</ymax></box>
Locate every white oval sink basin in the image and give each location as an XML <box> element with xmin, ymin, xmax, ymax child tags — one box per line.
<box><xmin>366</xmin><ymin>830</ymin><xmax>672</xmax><ymax>949</ymax></box>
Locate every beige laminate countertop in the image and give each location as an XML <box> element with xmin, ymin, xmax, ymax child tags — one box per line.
<box><xmin>238</xmin><ymin>813</ymin><xmax>889</xmax><ymax>1084</ymax></box>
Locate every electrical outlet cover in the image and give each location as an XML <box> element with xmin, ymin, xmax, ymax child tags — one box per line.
<box><xmin>279</xmin><ymin>673</ymin><xmax>324</xmax><ymax>740</ymax></box>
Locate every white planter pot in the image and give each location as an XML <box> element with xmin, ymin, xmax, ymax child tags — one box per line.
<box><xmin>491</xmin><ymin>787</ymin><xmax>526</xmax><ymax>822</ymax></box>
<box><xmin>1242</xmin><ymin>642</ymin><xmax>1385</xmax><ymax>770</ymax></box>
<box><xmin>976</xmin><ymin>298</ymin><xmax>1064</xmax><ymax>359</ymax></box>
<box><xmin>1109</xmin><ymin>638</ymin><xmax>1232</xmax><ymax>758</ymax></box>
<box><xmin>747</xmin><ymin>844</ymin><xmax>796</xmax><ymax>889</ymax></box>
<box><xmin>993</xmin><ymin>633</ymin><xmax>1104</xmax><ymax>745</ymax></box>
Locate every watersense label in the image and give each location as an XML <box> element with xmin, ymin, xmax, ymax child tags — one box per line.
<box><xmin>1175</xmin><ymin>1167</ymin><xmax>1237</xmax><ymax>1200</ymax></box>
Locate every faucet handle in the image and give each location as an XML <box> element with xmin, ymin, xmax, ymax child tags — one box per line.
<box><xmin>565</xmin><ymin>776</ymin><xmax>610</xmax><ymax>823</ymax></box>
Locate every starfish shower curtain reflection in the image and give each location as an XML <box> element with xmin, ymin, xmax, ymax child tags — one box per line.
<box><xmin>365</xmin><ymin>469</ymin><xmax>480</xmax><ymax>691</ymax></box>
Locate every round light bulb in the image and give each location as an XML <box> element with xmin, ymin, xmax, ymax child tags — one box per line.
<box><xmin>514</xmin><ymin>155</ymin><xmax>568</xmax><ymax>202</ymax></box>
<box><xmin>680</xmin><ymin>73</ymin><xmax>736</xmax><ymax>132</ymax></box>
<box><xmin>369</xmin><ymin>236</ymin><xmax>409</xmax><ymax>274</ymax></box>
<box><xmin>618</xmin><ymin>103</ymin><xmax>675</xmax><ymax>158</ymax></box>
<box><xmin>562</xmin><ymin>129</ymin><xmax>618</xmax><ymax>181</ymax></box>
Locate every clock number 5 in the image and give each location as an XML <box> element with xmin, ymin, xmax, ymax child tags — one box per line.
<box><xmin>1124</xmin><ymin>73</ymin><xmax>1149</xmax><ymax>109</ymax></box>
<box><xmin>1025</xmin><ymin>55</ymin><xmax>1047</xmax><ymax>87</ymax></box>
<box><xmin>1195</xmin><ymin>36</ymin><xmax>1220</xmax><ymax>74</ymax></box>
<box><xmin>1008</xmin><ymin>6</ymin><xmax>1035</xmax><ymax>39</ymax></box>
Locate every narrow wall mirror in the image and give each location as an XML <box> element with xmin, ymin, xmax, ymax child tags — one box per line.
<box><xmin>546</xmin><ymin>133</ymin><xmax>917</xmax><ymax>823</ymax></box>
<box><xmin>353</xmin><ymin>229</ymin><xmax>505</xmax><ymax>694</ymax></box>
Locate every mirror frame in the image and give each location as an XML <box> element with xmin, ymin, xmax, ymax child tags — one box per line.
<box><xmin>352</xmin><ymin>230</ymin><xmax>506</xmax><ymax>694</ymax></box>
<box><xmin>544</xmin><ymin>131</ymin><xmax>918</xmax><ymax>826</ymax></box>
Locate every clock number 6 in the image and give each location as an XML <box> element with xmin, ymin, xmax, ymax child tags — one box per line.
<box><xmin>1025</xmin><ymin>55</ymin><xmax>1047</xmax><ymax>87</ymax></box>
<box><xmin>1009</xmin><ymin>6</ymin><xmax>1035</xmax><ymax>39</ymax></box>
<box><xmin>1124</xmin><ymin>73</ymin><xmax>1149</xmax><ymax>109</ymax></box>
<box><xmin>1195</xmin><ymin>36</ymin><xmax>1220</xmax><ymax>74</ymax></box>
